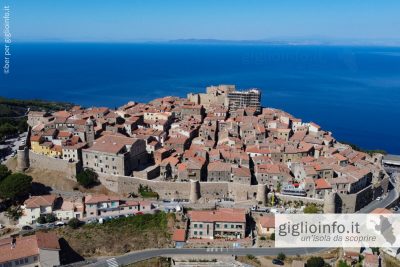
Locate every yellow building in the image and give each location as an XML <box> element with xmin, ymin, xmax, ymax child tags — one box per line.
<box><xmin>30</xmin><ymin>135</ymin><xmax>62</xmax><ymax>158</ymax></box>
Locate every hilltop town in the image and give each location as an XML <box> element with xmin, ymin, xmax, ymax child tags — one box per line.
<box><xmin>0</xmin><ymin>85</ymin><xmax>397</xmax><ymax>267</ymax></box>
<box><xmin>21</xmin><ymin>85</ymin><xmax>389</xmax><ymax>211</ymax></box>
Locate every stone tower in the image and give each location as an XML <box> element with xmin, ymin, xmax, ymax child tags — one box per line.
<box><xmin>256</xmin><ymin>184</ymin><xmax>267</xmax><ymax>206</ymax></box>
<box><xmin>323</xmin><ymin>191</ymin><xmax>336</xmax><ymax>214</ymax></box>
<box><xmin>85</xmin><ymin>118</ymin><xmax>95</xmax><ymax>147</ymax></box>
<box><xmin>189</xmin><ymin>180</ymin><xmax>200</xmax><ymax>203</ymax></box>
<box><xmin>16</xmin><ymin>146</ymin><xmax>29</xmax><ymax>172</ymax></box>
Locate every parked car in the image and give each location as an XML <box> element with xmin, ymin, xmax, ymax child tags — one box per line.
<box><xmin>376</xmin><ymin>197</ymin><xmax>382</xmax><ymax>201</ymax></box>
<box><xmin>87</xmin><ymin>218</ymin><xmax>98</xmax><ymax>224</ymax></box>
<box><xmin>55</xmin><ymin>221</ymin><xmax>65</xmax><ymax>227</ymax></box>
<box><xmin>22</xmin><ymin>225</ymin><xmax>33</xmax><ymax>231</ymax></box>
<box><xmin>272</xmin><ymin>259</ymin><xmax>284</xmax><ymax>265</ymax></box>
<box><xmin>0</xmin><ymin>224</ymin><xmax>5</xmax><ymax>229</ymax></box>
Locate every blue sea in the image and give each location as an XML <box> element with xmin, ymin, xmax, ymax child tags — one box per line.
<box><xmin>1</xmin><ymin>43</ymin><xmax>400</xmax><ymax>153</ymax></box>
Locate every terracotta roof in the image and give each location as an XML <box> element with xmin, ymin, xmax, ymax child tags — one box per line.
<box><xmin>85</xmin><ymin>135</ymin><xmax>140</xmax><ymax>154</ymax></box>
<box><xmin>315</xmin><ymin>178</ymin><xmax>332</xmax><ymax>190</ymax></box>
<box><xmin>208</xmin><ymin>161</ymin><xmax>231</xmax><ymax>172</ymax></box>
<box><xmin>233</xmin><ymin>167</ymin><xmax>251</xmax><ymax>177</ymax></box>
<box><xmin>0</xmin><ymin>232</ymin><xmax>59</xmax><ymax>263</ymax></box>
<box><xmin>259</xmin><ymin>215</ymin><xmax>275</xmax><ymax>228</ymax></box>
<box><xmin>35</xmin><ymin>232</ymin><xmax>60</xmax><ymax>250</ymax></box>
<box><xmin>24</xmin><ymin>195</ymin><xmax>57</xmax><ymax>209</ymax></box>
<box><xmin>85</xmin><ymin>194</ymin><xmax>120</xmax><ymax>204</ymax></box>
<box><xmin>188</xmin><ymin>208</ymin><xmax>246</xmax><ymax>223</ymax></box>
<box><xmin>172</xmin><ymin>229</ymin><xmax>187</xmax><ymax>242</ymax></box>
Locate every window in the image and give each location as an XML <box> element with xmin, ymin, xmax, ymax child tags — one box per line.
<box><xmin>194</xmin><ymin>224</ymin><xmax>197</xmax><ymax>228</ymax></box>
<box><xmin>199</xmin><ymin>231</ymin><xmax>203</xmax><ymax>236</ymax></box>
<box><xmin>216</xmin><ymin>223</ymin><xmax>220</xmax><ymax>228</ymax></box>
<box><xmin>194</xmin><ymin>231</ymin><xmax>197</xmax><ymax>235</ymax></box>
<box><xmin>231</xmin><ymin>225</ymin><xmax>234</xmax><ymax>229</ymax></box>
<box><xmin>224</xmin><ymin>224</ymin><xmax>228</xmax><ymax>228</ymax></box>
<box><xmin>199</xmin><ymin>224</ymin><xmax>203</xmax><ymax>228</ymax></box>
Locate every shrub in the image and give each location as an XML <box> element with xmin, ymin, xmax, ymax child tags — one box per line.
<box><xmin>68</xmin><ymin>218</ymin><xmax>81</xmax><ymax>229</ymax></box>
<box><xmin>306</xmin><ymin>256</ymin><xmax>329</xmax><ymax>267</ymax></box>
<box><xmin>76</xmin><ymin>169</ymin><xmax>98</xmax><ymax>188</ymax></box>
<box><xmin>37</xmin><ymin>216</ymin><xmax>46</xmax><ymax>224</ymax></box>
<box><xmin>138</xmin><ymin>184</ymin><xmax>159</xmax><ymax>199</ymax></box>
<box><xmin>45</xmin><ymin>213</ymin><xmax>57</xmax><ymax>223</ymax></box>
<box><xmin>260</xmin><ymin>236</ymin><xmax>266</xmax><ymax>241</ymax></box>
<box><xmin>270</xmin><ymin>233</ymin><xmax>275</xmax><ymax>240</ymax></box>
<box><xmin>277</xmin><ymin>252</ymin><xmax>286</xmax><ymax>261</ymax></box>
<box><xmin>304</xmin><ymin>203</ymin><xmax>319</xmax><ymax>214</ymax></box>
<box><xmin>5</xmin><ymin>205</ymin><xmax>23</xmax><ymax>221</ymax></box>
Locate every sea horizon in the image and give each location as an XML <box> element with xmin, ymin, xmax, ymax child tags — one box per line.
<box><xmin>1</xmin><ymin>43</ymin><xmax>400</xmax><ymax>153</ymax></box>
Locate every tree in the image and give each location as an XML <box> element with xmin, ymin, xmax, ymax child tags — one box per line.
<box><xmin>277</xmin><ymin>252</ymin><xmax>286</xmax><ymax>261</ymax></box>
<box><xmin>45</xmin><ymin>213</ymin><xmax>57</xmax><ymax>223</ymax></box>
<box><xmin>270</xmin><ymin>233</ymin><xmax>275</xmax><ymax>240</ymax></box>
<box><xmin>306</xmin><ymin>257</ymin><xmax>329</xmax><ymax>267</ymax></box>
<box><xmin>0</xmin><ymin>173</ymin><xmax>32</xmax><ymax>201</ymax></box>
<box><xmin>0</xmin><ymin>164</ymin><xmax>11</xmax><ymax>182</ymax></box>
<box><xmin>5</xmin><ymin>205</ymin><xmax>23</xmax><ymax>221</ymax></box>
<box><xmin>37</xmin><ymin>216</ymin><xmax>46</xmax><ymax>224</ymax></box>
<box><xmin>304</xmin><ymin>204</ymin><xmax>319</xmax><ymax>214</ymax></box>
<box><xmin>76</xmin><ymin>169</ymin><xmax>98</xmax><ymax>188</ymax></box>
<box><xmin>68</xmin><ymin>218</ymin><xmax>81</xmax><ymax>229</ymax></box>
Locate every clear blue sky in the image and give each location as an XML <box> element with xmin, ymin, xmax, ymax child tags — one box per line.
<box><xmin>7</xmin><ymin>0</ymin><xmax>400</xmax><ymax>42</ymax></box>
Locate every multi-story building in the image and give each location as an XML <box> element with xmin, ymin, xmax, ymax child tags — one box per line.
<box><xmin>19</xmin><ymin>195</ymin><xmax>57</xmax><ymax>225</ymax></box>
<box><xmin>82</xmin><ymin>134</ymin><xmax>147</xmax><ymax>176</ymax></box>
<box><xmin>226</xmin><ymin>89</ymin><xmax>261</xmax><ymax>113</ymax></box>
<box><xmin>0</xmin><ymin>232</ymin><xmax>60</xmax><ymax>267</ymax></box>
<box><xmin>188</xmin><ymin>208</ymin><xmax>246</xmax><ymax>240</ymax></box>
<box><xmin>84</xmin><ymin>194</ymin><xmax>152</xmax><ymax>218</ymax></box>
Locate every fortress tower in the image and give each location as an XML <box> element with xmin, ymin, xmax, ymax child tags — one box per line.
<box><xmin>189</xmin><ymin>180</ymin><xmax>200</xmax><ymax>203</ymax></box>
<box><xmin>85</xmin><ymin>118</ymin><xmax>95</xmax><ymax>147</ymax></box>
<box><xmin>323</xmin><ymin>191</ymin><xmax>337</xmax><ymax>214</ymax></box>
<box><xmin>256</xmin><ymin>184</ymin><xmax>267</xmax><ymax>205</ymax></box>
<box><xmin>16</xmin><ymin>146</ymin><xmax>29</xmax><ymax>172</ymax></box>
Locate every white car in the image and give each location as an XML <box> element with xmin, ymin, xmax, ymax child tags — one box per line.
<box><xmin>376</xmin><ymin>197</ymin><xmax>382</xmax><ymax>201</ymax></box>
<box><xmin>0</xmin><ymin>224</ymin><xmax>5</xmax><ymax>229</ymax></box>
<box><xmin>55</xmin><ymin>221</ymin><xmax>65</xmax><ymax>226</ymax></box>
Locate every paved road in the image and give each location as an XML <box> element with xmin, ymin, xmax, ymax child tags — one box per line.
<box><xmin>358</xmin><ymin>182</ymin><xmax>399</xmax><ymax>213</ymax></box>
<box><xmin>87</xmin><ymin>247</ymin><xmax>327</xmax><ymax>267</ymax></box>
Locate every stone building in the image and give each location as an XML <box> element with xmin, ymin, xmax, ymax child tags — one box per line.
<box><xmin>82</xmin><ymin>134</ymin><xmax>147</xmax><ymax>176</ymax></box>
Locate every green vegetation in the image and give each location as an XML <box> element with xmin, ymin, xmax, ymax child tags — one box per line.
<box><xmin>0</xmin><ymin>97</ymin><xmax>73</xmax><ymax>140</ymax></box>
<box><xmin>76</xmin><ymin>169</ymin><xmax>99</xmax><ymax>188</ymax></box>
<box><xmin>138</xmin><ymin>184</ymin><xmax>159</xmax><ymax>199</ymax></box>
<box><xmin>277</xmin><ymin>252</ymin><xmax>286</xmax><ymax>261</ymax></box>
<box><xmin>270</xmin><ymin>233</ymin><xmax>275</xmax><ymax>240</ymax></box>
<box><xmin>0</xmin><ymin>164</ymin><xmax>11</xmax><ymax>182</ymax></box>
<box><xmin>56</xmin><ymin>212</ymin><xmax>173</xmax><ymax>257</ymax></box>
<box><xmin>0</xmin><ymin>172</ymin><xmax>32</xmax><ymax>201</ymax></box>
<box><xmin>5</xmin><ymin>205</ymin><xmax>23</xmax><ymax>220</ymax></box>
<box><xmin>246</xmin><ymin>254</ymin><xmax>256</xmax><ymax>260</ymax></box>
<box><xmin>338</xmin><ymin>260</ymin><xmax>350</xmax><ymax>267</ymax></box>
<box><xmin>37</xmin><ymin>216</ymin><xmax>47</xmax><ymax>224</ymax></box>
<box><xmin>68</xmin><ymin>218</ymin><xmax>82</xmax><ymax>229</ymax></box>
<box><xmin>303</xmin><ymin>203</ymin><xmax>320</xmax><ymax>214</ymax></box>
<box><xmin>306</xmin><ymin>256</ymin><xmax>330</xmax><ymax>267</ymax></box>
<box><xmin>340</xmin><ymin>141</ymin><xmax>387</xmax><ymax>156</ymax></box>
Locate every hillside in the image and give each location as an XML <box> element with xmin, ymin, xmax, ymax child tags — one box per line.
<box><xmin>0</xmin><ymin>97</ymin><xmax>74</xmax><ymax>140</ymax></box>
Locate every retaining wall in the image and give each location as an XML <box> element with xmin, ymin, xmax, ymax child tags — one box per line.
<box><xmin>28</xmin><ymin>151</ymin><xmax>82</xmax><ymax>179</ymax></box>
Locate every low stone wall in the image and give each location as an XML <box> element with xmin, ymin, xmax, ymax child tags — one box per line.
<box><xmin>274</xmin><ymin>193</ymin><xmax>325</xmax><ymax>205</ymax></box>
<box><xmin>28</xmin><ymin>151</ymin><xmax>82</xmax><ymax>179</ymax></box>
